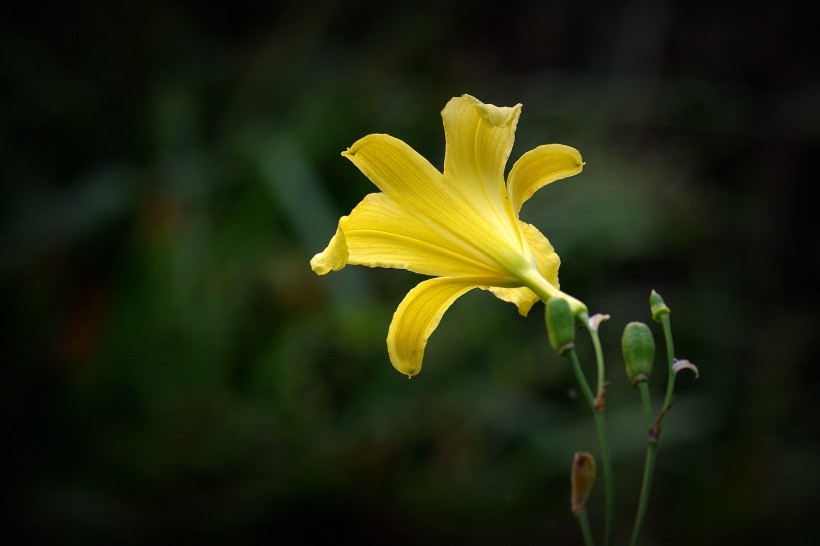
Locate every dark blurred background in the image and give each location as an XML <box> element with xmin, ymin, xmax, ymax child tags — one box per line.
<box><xmin>3</xmin><ymin>1</ymin><xmax>818</xmax><ymax>544</ymax></box>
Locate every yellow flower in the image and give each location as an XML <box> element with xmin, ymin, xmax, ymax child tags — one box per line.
<box><xmin>311</xmin><ymin>95</ymin><xmax>586</xmax><ymax>376</ymax></box>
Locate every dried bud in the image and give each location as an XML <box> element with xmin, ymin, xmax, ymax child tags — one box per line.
<box><xmin>546</xmin><ymin>297</ymin><xmax>575</xmax><ymax>355</ymax></box>
<box><xmin>570</xmin><ymin>451</ymin><xmax>597</xmax><ymax>516</ymax></box>
<box><xmin>622</xmin><ymin>321</ymin><xmax>655</xmax><ymax>385</ymax></box>
<box><xmin>649</xmin><ymin>290</ymin><xmax>671</xmax><ymax>322</ymax></box>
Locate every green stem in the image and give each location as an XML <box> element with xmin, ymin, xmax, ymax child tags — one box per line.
<box><xmin>629</xmin><ymin>440</ymin><xmax>658</xmax><ymax>546</ymax></box>
<box><xmin>629</xmin><ymin>381</ymin><xmax>657</xmax><ymax>546</ymax></box>
<box><xmin>566</xmin><ymin>348</ymin><xmax>596</xmax><ymax>409</ymax></box>
<box><xmin>593</xmin><ymin>411</ymin><xmax>614</xmax><ymax>546</ymax></box>
<box><xmin>580</xmin><ymin>313</ymin><xmax>607</xmax><ymax>408</ymax></box>
<box><xmin>637</xmin><ymin>380</ymin><xmax>654</xmax><ymax>430</ymax></box>
<box><xmin>566</xmin><ymin>348</ymin><xmax>614</xmax><ymax>546</ymax></box>
<box><xmin>659</xmin><ymin>314</ymin><xmax>676</xmax><ymax>416</ymax></box>
<box><xmin>577</xmin><ymin>509</ymin><xmax>596</xmax><ymax>546</ymax></box>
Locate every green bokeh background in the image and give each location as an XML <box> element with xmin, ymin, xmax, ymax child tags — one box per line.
<box><xmin>4</xmin><ymin>1</ymin><xmax>818</xmax><ymax>544</ymax></box>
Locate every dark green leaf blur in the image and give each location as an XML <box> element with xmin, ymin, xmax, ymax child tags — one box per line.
<box><xmin>4</xmin><ymin>1</ymin><xmax>817</xmax><ymax>544</ymax></box>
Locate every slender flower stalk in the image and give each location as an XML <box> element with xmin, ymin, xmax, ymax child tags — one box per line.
<box><xmin>595</xmin><ymin>411</ymin><xmax>614</xmax><ymax>546</ymax></box>
<box><xmin>566</xmin><ymin>349</ymin><xmax>597</xmax><ymax>409</ymax></box>
<box><xmin>637</xmin><ymin>381</ymin><xmax>654</xmax><ymax>430</ymax></box>
<box><xmin>629</xmin><ymin>381</ymin><xmax>658</xmax><ymax>546</ymax></box>
<box><xmin>650</xmin><ymin>290</ymin><xmax>676</xmax><ymax>421</ymax></box>
<box><xmin>659</xmin><ymin>313</ymin><xmax>677</xmax><ymax>419</ymax></box>
<box><xmin>581</xmin><ymin>313</ymin><xmax>609</xmax><ymax>409</ymax></box>
<box><xmin>577</xmin><ymin>510</ymin><xmax>596</xmax><ymax>546</ymax></box>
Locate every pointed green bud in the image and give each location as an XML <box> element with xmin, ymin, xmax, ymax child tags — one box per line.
<box><xmin>622</xmin><ymin>321</ymin><xmax>655</xmax><ymax>385</ymax></box>
<box><xmin>570</xmin><ymin>451</ymin><xmax>597</xmax><ymax>516</ymax></box>
<box><xmin>649</xmin><ymin>290</ymin><xmax>670</xmax><ymax>322</ymax></box>
<box><xmin>546</xmin><ymin>297</ymin><xmax>575</xmax><ymax>355</ymax></box>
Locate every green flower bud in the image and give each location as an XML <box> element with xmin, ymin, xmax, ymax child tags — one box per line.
<box><xmin>546</xmin><ymin>297</ymin><xmax>575</xmax><ymax>355</ymax></box>
<box><xmin>649</xmin><ymin>290</ymin><xmax>670</xmax><ymax>322</ymax></box>
<box><xmin>570</xmin><ymin>451</ymin><xmax>597</xmax><ymax>516</ymax></box>
<box><xmin>622</xmin><ymin>321</ymin><xmax>655</xmax><ymax>385</ymax></box>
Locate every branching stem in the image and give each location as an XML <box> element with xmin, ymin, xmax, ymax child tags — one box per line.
<box><xmin>566</xmin><ymin>342</ymin><xmax>613</xmax><ymax>546</ymax></box>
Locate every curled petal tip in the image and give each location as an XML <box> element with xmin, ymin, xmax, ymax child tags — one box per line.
<box><xmin>587</xmin><ymin>313</ymin><xmax>610</xmax><ymax>332</ymax></box>
<box><xmin>456</xmin><ymin>94</ymin><xmax>521</xmax><ymax>127</ymax></box>
<box><xmin>310</xmin><ymin>226</ymin><xmax>349</xmax><ymax>275</ymax></box>
<box><xmin>673</xmin><ymin>359</ymin><xmax>699</xmax><ymax>379</ymax></box>
<box><xmin>309</xmin><ymin>254</ymin><xmax>329</xmax><ymax>275</ymax></box>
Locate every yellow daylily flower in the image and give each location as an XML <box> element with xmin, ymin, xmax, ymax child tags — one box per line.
<box><xmin>311</xmin><ymin>94</ymin><xmax>586</xmax><ymax>376</ymax></box>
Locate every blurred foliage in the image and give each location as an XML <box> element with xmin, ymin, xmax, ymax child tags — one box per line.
<box><xmin>3</xmin><ymin>1</ymin><xmax>818</xmax><ymax>544</ymax></box>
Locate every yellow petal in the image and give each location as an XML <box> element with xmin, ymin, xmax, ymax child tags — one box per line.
<box><xmin>485</xmin><ymin>285</ymin><xmax>540</xmax><ymax>316</ymax></box>
<box><xmin>310</xmin><ymin>226</ymin><xmax>348</xmax><ymax>275</ymax></box>
<box><xmin>507</xmin><ymin>144</ymin><xmax>584</xmax><ymax>213</ymax></box>
<box><xmin>522</xmin><ymin>221</ymin><xmax>560</xmax><ymax>288</ymax></box>
<box><xmin>342</xmin><ymin>134</ymin><xmax>444</xmax><ymax>207</ymax></box>
<box><xmin>387</xmin><ymin>277</ymin><xmax>482</xmax><ymax>376</ymax></box>
<box><xmin>343</xmin><ymin>133</ymin><xmax>531</xmax><ymax>280</ymax></box>
<box><xmin>442</xmin><ymin>94</ymin><xmax>521</xmax><ymax>194</ymax></box>
<box><xmin>441</xmin><ymin>95</ymin><xmax>523</xmax><ymax>249</ymax></box>
<box><xmin>329</xmin><ymin>192</ymin><xmax>502</xmax><ymax>278</ymax></box>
